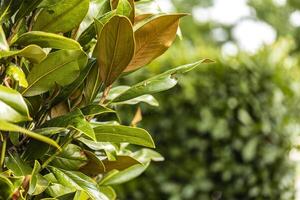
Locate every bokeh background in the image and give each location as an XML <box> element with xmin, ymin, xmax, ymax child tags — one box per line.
<box><xmin>117</xmin><ymin>0</ymin><xmax>300</xmax><ymax>199</ymax></box>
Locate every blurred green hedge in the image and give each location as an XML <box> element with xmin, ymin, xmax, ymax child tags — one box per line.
<box><xmin>116</xmin><ymin>41</ymin><xmax>300</xmax><ymax>199</ymax></box>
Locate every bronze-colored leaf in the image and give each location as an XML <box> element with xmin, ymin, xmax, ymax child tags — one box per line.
<box><xmin>124</xmin><ymin>14</ymin><xmax>187</xmax><ymax>72</ymax></box>
<box><xmin>95</xmin><ymin>15</ymin><xmax>135</xmax><ymax>86</ymax></box>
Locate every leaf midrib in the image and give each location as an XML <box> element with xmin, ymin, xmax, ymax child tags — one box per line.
<box><xmin>22</xmin><ymin>56</ymin><xmax>79</xmax><ymax>95</ymax></box>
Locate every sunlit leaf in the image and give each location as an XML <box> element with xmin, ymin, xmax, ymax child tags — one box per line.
<box><xmin>33</xmin><ymin>0</ymin><xmax>89</xmax><ymax>33</ymax></box>
<box><xmin>15</xmin><ymin>31</ymin><xmax>82</xmax><ymax>50</ymax></box>
<box><xmin>0</xmin><ymin>45</ymin><xmax>46</xmax><ymax>63</ymax></box>
<box><xmin>6</xmin><ymin>65</ymin><xmax>28</xmax><ymax>88</ymax></box>
<box><xmin>94</xmin><ymin>15</ymin><xmax>135</xmax><ymax>86</ymax></box>
<box><xmin>125</xmin><ymin>14</ymin><xmax>187</xmax><ymax>72</ymax></box>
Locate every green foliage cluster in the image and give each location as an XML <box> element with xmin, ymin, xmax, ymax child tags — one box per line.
<box><xmin>117</xmin><ymin>40</ymin><xmax>300</xmax><ymax>200</ymax></box>
<box><xmin>0</xmin><ymin>0</ymin><xmax>209</xmax><ymax>199</ymax></box>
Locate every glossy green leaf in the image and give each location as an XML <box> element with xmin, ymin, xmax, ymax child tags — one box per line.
<box><xmin>52</xmin><ymin>59</ymin><xmax>95</xmax><ymax>106</ymax></box>
<box><xmin>0</xmin><ymin>25</ymin><xmax>9</xmax><ymax>51</ymax></box>
<box><xmin>0</xmin><ymin>85</ymin><xmax>31</xmax><ymax>122</ymax></box>
<box><xmin>28</xmin><ymin>161</ymin><xmax>49</xmax><ymax>195</ymax></box>
<box><xmin>49</xmin><ymin>144</ymin><xmax>88</xmax><ymax>170</ymax></box>
<box><xmin>99</xmin><ymin>162</ymin><xmax>149</xmax><ymax>185</ymax></box>
<box><xmin>22</xmin><ymin>50</ymin><xmax>88</xmax><ymax>96</ymax></box>
<box><xmin>49</xmin><ymin>167</ymin><xmax>109</xmax><ymax>200</ymax></box>
<box><xmin>5</xmin><ymin>153</ymin><xmax>32</xmax><ymax>176</ymax></box>
<box><xmin>6</xmin><ymin>65</ymin><xmax>28</xmax><ymax>88</ymax></box>
<box><xmin>99</xmin><ymin>186</ymin><xmax>116</xmax><ymax>200</ymax></box>
<box><xmin>34</xmin><ymin>127</ymin><xmax>68</xmax><ymax>136</ymax></box>
<box><xmin>0</xmin><ymin>45</ymin><xmax>46</xmax><ymax>63</ymax></box>
<box><xmin>81</xmin><ymin>104</ymin><xmax>116</xmax><ymax>117</ymax></box>
<box><xmin>0</xmin><ymin>120</ymin><xmax>60</xmax><ymax>149</ymax></box>
<box><xmin>132</xmin><ymin>148</ymin><xmax>164</xmax><ymax>163</ymax></box>
<box><xmin>42</xmin><ymin>109</ymin><xmax>96</xmax><ymax>141</ymax></box>
<box><xmin>78</xmin><ymin>5</ymin><xmax>113</xmax><ymax>46</ymax></box>
<box><xmin>125</xmin><ymin>14</ymin><xmax>186</xmax><ymax>72</ymax></box>
<box><xmin>113</xmin><ymin>60</ymin><xmax>212</xmax><ymax>102</ymax></box>
<box><xmin>94</xmin><ymin>15</ymin><xmax>135</xmax><ymax>86</ymax></box>
<box><xmin>83</xmin><ymin>60</ymin><xmax>102</xmax><ymax>104</ymax></box>
<box><xmin>116</xmin><ymin>0</ymin><xmax>133</xmax><ymax>19</ymax></box>
<box><xmin>33</xmin><ymin>0</ymin><xmax>89</xmax><ymax>33</ymax></box>
<box><xmin>73</xmin><ymin>191</ymin><xmax>89</xmax><ymax>200</ymax></box>
<box><xmin>0</xmin><ymin>175</ymin><xmax>14</xmax><ymax>199</ymax></box>
<box><xmin>15</xmin><ymin>31</ymin><xmax>82</xmax><ymax>50</ymax></box>
<box><xmin>94</xmin><ymin>125</ymin><xmax>155</xmax><ymax>148</ymax></box>
<box><xmin>77</xmin><ymin>0</ymin><xmax>111</xmax><ymax>40</ymax></box>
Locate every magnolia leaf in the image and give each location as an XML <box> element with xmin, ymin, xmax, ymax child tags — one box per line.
<box><xmin>77</xmin><ymin>0</ymin><xmax>112</xmax><ymax>40</ymax></box>
<box><xmin>79</xmin><ymin>150</ymin><xmax>106</xmax><ymax>176</ymax></box>
<box><xmin>42</xmin><ymin>109</ymin><xmax>96</xmax><ymax>141</ymax></box>
<box><xmin>15</xmin><ymin>31</ymin><xmax>82</xmax><ymax>50</ymax></box>
<box><xmin>22</xmin><ymin>50</ymin><xmax>87</xmax><ymax>96</ymax></box>
<box><xmin>99</xmin><ymin>162</ymin><xmax>149</xmax><ymax>185</ymax></box>
<box><xmin>52</xmin><ymin>59</ymin><xmax>95</xmax><ymax>106</ymax></box>
<box><xmin>0</xmin><ymin>45</ymin><xmax>46</xmax><ymax>63</ymax></box>
<box><xmin>78</xmin><ymin>9</ymin><xmax>115</xmax><ymax>46</ymax></box>
<box><xmin>93</xmin><ymin>125</ymin><xmax>155</xmax><ymax>148</ymax></box>
<box><xmin>0</xmin><ymin>25</ymin><xmax>9</xmax><ymax>51</ymax></box>
<box><xmin>0</xmin><ymin>120</ymin><xmax>60</xmax><ymax>149</ymax></box>
<box><xmin>83</xmin><ymin>59</ymin><xmax>102</xmax><ymax>104</ymax></box>
<box><xmin>6</xmin><ymin>65</ymin><xmax>28</xmax><ymax>88</ymax></box>
<box><xmin>0</xmin><ymin>85</ymin><xmax>31</xmax><ymax>122</ymax></box>
<box><xmin>124</xmin><ymin>14</ymin><xmax>187</xmax><ymax>72</ymax></box>
<box><xmin>6</xmin><ymin>153</ymin><xmax>32</xmax><ymax>176</ymax></box>
<box><xmin>103</xmin><ymin>156</ymin><xmax>141</xmax><ymax>171</ymax></box>
<box><xmin>49</xmin><ymin>167</ymin><xmax>109</xmax><ymax>200</ymax></box>
<box><xmin>49</xmin><ymin>144</ymin><xmax>88</xmax><ymax>171</ymax></box>
<box><xmin>94</xmin><ymin>15</ymin><xmax>135</xmax><ymax>86</ymax></box>
<box><xmin>98</xmin><ymin>186</ymin><xmax>116</xmax><ymax>200</ymax></box>
<box><xmin>81</xmin><ymin>104</ymin><xmax>116</xmax><ymax>117</ymax></box>
<box><xmin>0</xmin><ymin>175</ymin><xmax>14</xmax><ymax>199</ymax></box>
<box><xmin>28</xmin><ymin>161</ymin><xmax>49</xmax><ymax>195</ymax></box>
<box><xmin>114</xmin><ymin>0</ymin><xmax>135</xmax><ymax>23</ymax></box>
<box><xmin>33</xmin><ymin>0</ymin><xmax>89</xmax><ymax>33</ymax></box>
<box><xmin>113</xmin><ymin>60</ymin><xmax>212</xmax><ymax>102</ymax></box>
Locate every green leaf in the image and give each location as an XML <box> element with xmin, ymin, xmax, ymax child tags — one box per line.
<box><xmin>22</xmin><ymin>50</ymin><xmax>88</xmax><ymax>96</ymax></box>
<box><xmin>99</xmin><ymin>163</ymin><xmax>149</xmax><ymax>185</ymax></box>
<box><xmin>49</xmin><ymin>167</ymin><xmax>109</xmax><ymax>200</ymax></box>
<box><xmin>99</xmin><ymin>186</ymin><xmax>116</xmax><ymax>200</ymax></box>
<box><xmin>42</xmin><ymin>109</ymin><xmax>96</xmax><ymax>141</ymax></box>
<box><xmin>49</xmin><ymin>144</ymin><xmax>88</xmax><ymax>170</ymax></box>
<box><xmin>94</xmin><ymin>15</ymin><xmax>135</xmax><ymax>86</ymax></box>
<box><xmin>14</xmin><ymin>0</ymin><xmax>43</xmax><ymax>22</ymax></box>
<box><xmin>94</xmin><ymin>125</ymin><xmax>155</xmax><ymax>148</ymax></box>
<box><xmin>6</xmin><ymin>65</ymin><xmax>28</xmax><ymax>88</ymax></box>
<box><xmin>33</xmin><ymin>0</ymin><xmax>89</xmax><ymax>33</ymax></box>
<box><xmin>0</xmin><ymin>120</ymin><xmax>60</xmax><ymax>149</ymax></box>
<box><xmin>132</xmin><ymin>148</ymin><xmax>164</xmax><ymax>163</ymax></box>
<box><xmin>5</xmin><ymin>153</ymin><xmax>32</xmax><ymax>176</ymax></box>
<box><xmin>78</xmin><ymin>4</ymin><xmax>113</xmax><ymax>46</ymax></box>
<box><xmin>83</xmin><ymin>60</ymin><xmax>102</xmax><ymax>104</ymax></box>
<box><xmin>52</xmin><ymin>59</ymin><xmax>95</xmax><ymax>106</ymax></box>
<box><xmin>0</xmin><ymin>85</ymin><xmax>31</xmax><ymax>122</ymax></box>
<box><xmin>28</xmin><ymin>161</ymin><xmax>49</xmax><ymax>195</ymax></box>
<box><xmin>77</xmin><ymin>0</ymin><xmax>111</xmax><ymax>41</ymax></box>
<box><xmin>81</xmin><ymin>104</ymin><xmax>116</xmax><ymax>117</ymax></box>
<box><xmin>0</xmin><ymin>25</ymin><xmax>9</xmax><ymax>51</ymax></box>
<box><xmin>113</xmin><ymin>60</ymin><xmax>212</xmax><ymax>102</ymax></box>
<box><xmin>116</xmin><ymin>0</ymin><xmax>133</xmax><ymax>20</ymax></box>
<box><xmin>0</xmin><ymin>175</ymin><xmax>14</xmax><ymax>199</ymax></box>
<box><xmin>0</xmin><ymin>45</ymin><xmax>46</xmax><ymax>63</ymax></box>
<box><xmin>15</xmin><ymin>31</ymin><xmax>82</xmax><ymax>50</ymax></box>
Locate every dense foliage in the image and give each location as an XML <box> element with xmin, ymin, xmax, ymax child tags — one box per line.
<box><xmin>0</xmin><ymin>0</ymin><xmax>210</xmax><ymax>199</ymax></box>
<box><xmin>117</xmin><ymin>41</ymin><xmax>300</xmax><ymax>200</ymax></box>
